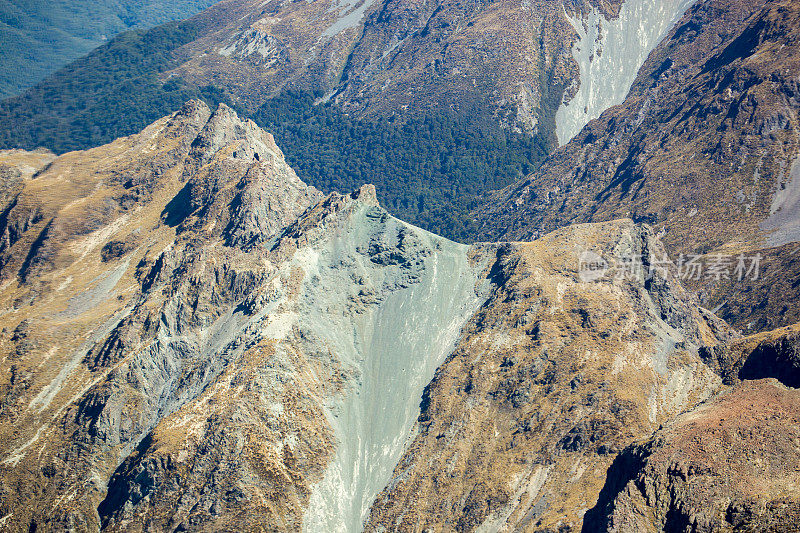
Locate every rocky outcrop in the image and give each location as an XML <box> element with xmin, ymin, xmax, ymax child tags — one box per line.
<box><xmin>583</xmin><ymin>322</ymin><xmax>800</xmax><ymax>532</ymax></box>
<box><xmin>701</xmin><ymin>322</ymin><xmax>800</xmax><ymax>387</ymax></box>
<box><xmin>0</xmin><ymin>149</ymin><xmax>56</xmax><ymax>260</ymax></box>
<box><xmin>584</xmin><ymin>379</ymin><xmax>800</xmax><ymax>532</ymax></box>
<box><xmin>0</xmin><ymin>101</ymin><xmax>326</xmax><ymax>530</ymax></box>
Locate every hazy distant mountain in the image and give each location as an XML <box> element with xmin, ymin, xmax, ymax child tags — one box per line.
<box><xmin>0</xmin><ymin>0</ymin><xmax>219</xmax><ymax>98</ymax></box>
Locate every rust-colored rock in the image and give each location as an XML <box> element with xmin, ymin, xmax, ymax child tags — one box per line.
<box><xmin>585</xmin><ymin>379</ymin><xmax>800</xmax><ymax>532</ymax></box>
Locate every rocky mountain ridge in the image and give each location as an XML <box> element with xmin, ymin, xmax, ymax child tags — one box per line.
<box><xmin>475</xmin><ymin>0</ymin><xmax>800</xmax><ymax>332</ymax></box>
<box><xmin>1</xmin><ymin>102</ymin><xmax>798</xmax><ymax>531</ymax></box>
<box><xmin>0</xmin><ymin>0</ymin><xmax>696</xmax><ymax>156</ymax></box>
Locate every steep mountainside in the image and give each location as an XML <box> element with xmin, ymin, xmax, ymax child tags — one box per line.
<box><xmin>586</xmin><ymin>379</ymin><xmax>800</xmax><ymax>532</ymax></box>
<box><xmin>0</xmin><ymin>0</ymin><xmax>695</xmax><ymax>150</ymax></box>
<box><xmin>154</xmin><ymin>0</ymin><xmax>694</xmax><ymax>138</ymax></box>
<box><xmin>364</xmin><ymin>219</ymin><xmax>735</xmax><ymax>531</ymax></box>
<box><xmin>0</xmin><ymin>103</ymin><xmax>775</xmax><ymax>532</ymax></box>
<box><xmin>585</xmin><ymin>323</ymin><xmax>800</xmax><ymax>531</ymax></box>
<box><xmin>476</xmin><ymin>0</ymin><xmax>800</xmax><ymax>332</ymax></box>
<box><xmin>554</xmin><ymin>0</ymin><xmax>696</xmax><ymax>144</ymax></box>
<box><xmin>700</xmin><ymin>322</ymin><xmax>800</xmax><ymax>386</ymax></box>
<box><xmin>0</xmin><ymin>0</ymin><xmax>219</xmax><ymax>99</ymax></box>
<box><xmin>0</xmin><ymin>0</ymin><xmax>698</xmax><ymax>243</ymax></box>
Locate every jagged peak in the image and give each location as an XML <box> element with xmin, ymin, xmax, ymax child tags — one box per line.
<box><xmin>310</xmin><ymin>184</ymin><xmax>382</xmax><ymax>218</ymax></box>
<box><xmin>175</xmin><ymin>99</ymin><xmax>213</xmax><ymax>124</ymax></box>
<box><xmin>173</xmin><ymin>101</ymin><xmax>322</xmax><ymax>235</ymax></box>
<box><xmin>186</xmin><ymin>102</ymin><xmax>281</xmax><ymax>169</ymax></box>
<box><xmin>124</xmin><ymin>99</ymin><xmax>212</xmax><ymax>147</ymax></box>
<box><xmin>349</xmin><ymin>183</ymin><xmax>379</xmax><ymax>206</ymax></box>
<box><xmin>271</xmin><ymin>184</ymin><xmax>385</xmax><ymax>250</ymax></box>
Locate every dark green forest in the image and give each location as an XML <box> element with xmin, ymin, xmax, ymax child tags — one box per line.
<box><xmin>0</xmin><ymin>21</ymin><xmax>230</xmax><ymax>153</ymax></box>
<box><xmin>254</xmin><ymin>93</ymin><xmax>548</xmax><ymax>241</ymax></box>
<box><xmin>0</xmin><ymin>0</ymin><xmax>218</xmax><ymax>98</ymax></box>
<box><xmin>0</xmin><ymin>23</ymin><xmax>549</xmax><ymax>242</ymax></box>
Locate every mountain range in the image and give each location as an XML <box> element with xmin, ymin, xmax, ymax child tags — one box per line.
<box><xmin>0</xmin><ymin>0</ymin><xmax>697</xmax><ymax>147</ymax></box>
<box><xmin>0</xmin><ymin>0</ymin><xmax>799</xmax><ymax>530</ymax></box>
<box><xmin>0</xmin><ymin>0</ymin><xmax>702</xmax><ymax>242</ymax></box>
<box><xmin>1</xmin><ymin>99</ymin><xmax>797</xmax><ymax>532</ymax></box>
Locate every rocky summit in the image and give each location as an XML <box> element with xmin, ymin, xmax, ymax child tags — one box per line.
<box><xmin>0</xmin><ymin>101</ymin><xmax>797</xmax><ymax>532</ymax></box>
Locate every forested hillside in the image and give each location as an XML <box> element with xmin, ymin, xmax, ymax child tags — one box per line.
<box><xmin>0</xmin><ymin>0</ymin><xmax>218</xmax><ymax>98</ymax></box>
<box><xmin>0</xmin><ymin>24</ymin><xmax>547</xmax><ymax>242</ymax></box>
<box><xmin>255</xmin><ymin>93</ymin><xmax>547</xmax><ymax>242</ymax></box>
<box><xmin>0</xmin><ymin>22</ymin><xmax>229</xmax><ymax>153</ymax></box>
